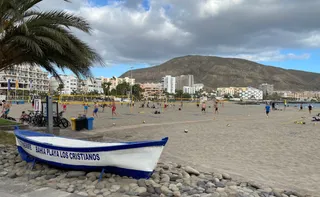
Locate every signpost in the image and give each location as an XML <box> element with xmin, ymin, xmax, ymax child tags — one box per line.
<box><xmin>34</xmin><ymin>99</ymin><xmax>41</xmax><ymax>112</ymax></box>
<box><xmin>46</xmin><ymin>96</ymin><xmax>53</xmax><ymax>134</ymax></box>
<box><xmin>42</xmin><ymin>101</ymin><xmax>58</xmax><ymax>117</ymax></box>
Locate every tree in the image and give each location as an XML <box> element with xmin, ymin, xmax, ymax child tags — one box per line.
<box><xmin>110</xmin><ymin>89</ymin><xmax>117</xmax><ymax>96</ymax></box>
<box><xmin>182</xmin><ymin>93</ymin><xmax>191</xmax><ymax>99</ymax></box>
<box><xmin>0</xmin><ymin>0</ymin><xmax>103</xmax><ymax>81</ymax></box>
<box><xmin>87</xmin><ymin>90</ymin><xmax>99</xmax><ymax>95</ymax></box>
<box><xmin>175</xmin><ymin>90</ymin><xmax>183</xmax><ymax>99</ymax></box>
<box><xmin>113</xmin><ymin>82</ymin><xmax>143</xmax><ymax>100</ymax></box>
<box><xmin>116</xmin><ymin>82</ymin><xmax>130</xmax><ymax>96</ymax></box>
<box><xmin>102</xmin><ymin>82</ymin><xmax>112</xmax><ymax>96</ymax></box>
<box><xmin>71</xmin><ymin>89</ymin><xmax>78</xmax><ymax>95</ymax></box>
<box><xmin>132</xmin><ymin>84</ymin><xmax>143</xmax><ymax>100</ymax></box>
<box><xmin>57</xmin><ymin>84</ymin><xmax>64</xmax><ymax>94</ymax></box>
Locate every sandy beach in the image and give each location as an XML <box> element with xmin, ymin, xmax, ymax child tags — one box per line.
<box><xmin>6</xmin><ymin>102</ymin><xmax>320</xmax><ymax>196</ymax></box>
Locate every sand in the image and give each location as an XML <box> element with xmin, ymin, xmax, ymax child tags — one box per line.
<box><xmin>5</xmin><ymin>102</ymin><xmax>320</xmax><ymax>196</ymax></box>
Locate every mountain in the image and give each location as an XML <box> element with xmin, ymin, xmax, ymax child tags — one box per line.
<box><xmin>120</xmin><ymin>55</ymin><xmax>320</xmax><ymax>91</ymax></box>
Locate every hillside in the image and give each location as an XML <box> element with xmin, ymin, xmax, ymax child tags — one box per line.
<box><xmin>120</xmin><ymin>55</ymin><xmax>320</xmax><ymax>91</ymax></box>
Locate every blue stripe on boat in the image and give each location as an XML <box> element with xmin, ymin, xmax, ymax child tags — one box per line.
<box><xmin>14</xmin><ymin>130</ymin><xmax>168</xmax><ymax>152</ymax></box>
<box><xmin>17</xmin><ymin>146</ymin><xmax>153</xmax><ymax>179</ymax></box>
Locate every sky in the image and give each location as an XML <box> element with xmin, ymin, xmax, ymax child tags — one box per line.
<box><xmin>38</xmin><ymin>0</ymin><xmax>320</xmax><ymax>77</ymax></box>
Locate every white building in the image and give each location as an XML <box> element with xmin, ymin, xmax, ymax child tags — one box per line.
<box><xmin>183</xmin><ymin>86</ymin><xmax>196</xmax><ymax>94</ymax></box>
<box><xmin>216</xmin><ymin>86</ymin><xmax>263</xmax><ymax>100</ymax></box>
<box><xmin>102</xmin><ymin>77</ymin><xmax>135</xmax><ymax>90</ymax></box>
<box><xmin>217</xmin><ymin>87</ymin><xmax>235</xmax><ymax>97</ymax></box>
<box><xmin>176</xmin><ymin>75</ymin><xmax>194</xmax><ymax>90</ymax></box>
<box><xmin>79</xmin><ymin>77</ymin><xmax>103</xmax><ymax>94</ymax></box>
<box><xmin>238</xmin><ymin>87</ymin><xmax>263</xmax><ymax>100</ymax></box>
<box><xmin>161</xmin><ymin>75</ymin><xmax>176</xmax><ymax>94</ymax></box>
<box><xmin>259</xmin><ymin>83</ymin><xmax>274</xmax><ymax>96</ymax></box>
<box><xmin>49</xmin><ymin>75</ymin><xmax>78</xmax><ymax>95</ymax></box>
<box><xmin>193</xmin><ymin>83</ymin><xmax>204</xmax><ymax>92</ymax></box>
<box><xmin>0</xmin><ymin>65</ymin><xmax>49</xmax><ymax>96</ymax></box>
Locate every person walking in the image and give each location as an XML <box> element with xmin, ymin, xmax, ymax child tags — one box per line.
<box><xmin>62</xmin><ymin>102</ymin><xmax>67</xmax><ymax>112</ymax></box>
<box><xmin>92</xmin><ymin>102</ymin><xmax>99</xmax><ymax>117</ymax></box>
<box><xmin>299</xmin><ymin>103</ymin><xmax>303</xmax><ymax>111</ymax></box>
<box><xmin>308</xmin><ymin>104</ymin><xmax>312</xmax><ymax>114</ymax></box>
<box><xmin>102</xmin><ymin>103</ymin><xmax>106</xmax><ymax>112</ymax></box>
<box><xmin>83</xmin><ymin>102</ymin><xmax>88</xmax><ymax>115</ymax></box>
<box><xmin>265</xmin><ymin>103</ymin><xmax>271</xmax><ymax>117</ymax></box>
<box><xmin>214</xmin><ymin>101</ymin><xmax>219</xmax><ymax>114</ymax></box>
<box><xmin>201</xmin><ymin>102</ymin><xmax>206</xmax><ymax>114</ymax></box>
<box><xmin>112</xmin><ymin>101</ymin><xmax>117</xmax><ymax>117</ymax></box>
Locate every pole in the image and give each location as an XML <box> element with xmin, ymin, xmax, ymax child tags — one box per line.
<box><xmin>46</xmin><ymin>96</ymin><xmax>53</xmax><ymax>134</ymax></box>
<box><xmin>130</xmin><ymin>66</ymin><xmax>133</xmax><ymax>103</ymax></box>
<box><xmin>130</xmin><ymin>66</ymin><xmax>133</xmax><ymax>113</ymax></box>
<box><xmin>22</xmin><ymin>84</ymin><xmax>24</xmax><ymax>102</ymax></box>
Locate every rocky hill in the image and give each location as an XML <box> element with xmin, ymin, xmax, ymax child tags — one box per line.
<box><xmin>120</xmin><ymin>55</ymin><xmax>320</xmax><ymax>90</ymax></box>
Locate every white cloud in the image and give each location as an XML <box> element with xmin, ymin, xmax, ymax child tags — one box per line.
<box><xmin>301</xmin><ymin>32</ymin><xmax>320</xmax><ymax>47</ymax></box>
<box><xmin>37</xmin><ymin>0</ymin><xmax>320</xmax><ymax>66</ymax></box>
<box><xmin>225</xmin><ymin>51</ymin><xmax>311</xmax><ymax>62</ymax></box>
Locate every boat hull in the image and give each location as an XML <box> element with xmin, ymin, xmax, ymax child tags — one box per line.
<box><xmin>14</xmin><ymin>129</ymin><xmax>168</xmax><ymax>179</ymax></box>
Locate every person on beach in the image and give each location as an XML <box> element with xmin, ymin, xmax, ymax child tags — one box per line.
<box><xmin>1</xmin><ymin>100</ymin><xmax>5</xmax><ymax>111</ymax></box>
<box><xmin>265</xmin><ymin>103</ymin><xmax>271</xmax><ymax>117</ymax></box>
<box><xmin>112</xmin><ymin>101</ymin><xmax>117</xmax><ymax>117</ymax></box>
<box><xmin>102</xmin><ymin>103</ymin><xmax>106</xmax><ymax>112</ymax></box>
<box><xmin>308</xmin><ymin>104</ymin><xmax>312</xmax><ymax>114</ymax></box>
<box><xmin>62</xmin><ymin>102</ymin><xmax>67</xmax><ymax>112</ymax></box>
<box><xmin>201</xmin><ymin>102</ymin><xmax>206</xmax><ymax>114</ymax></box>
<box><xmin>83</xmin><ymin>103</ymin><xmax>88</xmax><ymax>114</ymax></box>
<box><xmin>300</xmin><ymin>103</ymin><xmax>303</xmax><ymax>111</ymax></box>
<box><xmin>214</xmin><ymin>101</ymin><xmax>219</xmax><ymax>114</ymax></box>
<box><xmin>284</xmin><ymin>100</ymin><xmax>287</xmax><ymax>111</ymax></box>
<box><xmin>2</xmin><ymin>101</ymin><xmax>11</xmax><ymax>118</ymax></box>
<box><xmin>92</xmin><ymin>102</ymin><xmax>99</xmax><ymax>117</ymax></box>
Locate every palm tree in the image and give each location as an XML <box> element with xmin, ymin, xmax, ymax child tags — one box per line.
<box><xmin>0</xmin><ymin>0</ymin><xmax>103</xmax><ymax>81</ymax></box>
<box><xmin>57</xmin><ymin>83</ymin><xmax>64</xmax><ymax>94</ymax></box>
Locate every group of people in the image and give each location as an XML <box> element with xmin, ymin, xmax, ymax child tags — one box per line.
<box><xmin>82</xmin><ymin>101</ymin><xmax>117</xmax><ymax>118</ymax></box>
<box><xmin>199</xmin><ymin>100</ymin><xmax>220</xmax><ymax>114</ymax></box>
<box><xmin>265</xmin><ymin>102</ymin><xmax>314</xmax><ymax>117</ymax></box>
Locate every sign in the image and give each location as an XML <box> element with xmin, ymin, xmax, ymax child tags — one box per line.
<box><xmin>17</xmin><ymin>138</ymin><xmax>101</xmax><ymax>161</ymax></box>
<box><xmin>34</xmin><ymin>99</ymin><xmax>41</xmax><ymax>112</ymax></box>
<box><xmin>42</xmin><ymin>102</ymin><xmax>58</xmax><ymax>117</ymax></box>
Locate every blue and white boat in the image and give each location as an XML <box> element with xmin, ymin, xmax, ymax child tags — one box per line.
<box><xmin>14</xmin><ymin>128</ymin><xmax>168</xmax><ymax>179</ymax></box>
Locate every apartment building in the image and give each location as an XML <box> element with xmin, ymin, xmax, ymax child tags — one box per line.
<box><xmin>140</xmin><ymin>83</ymin><xmax>163</xmax><ymax>99</ymax></box>
<box><xmin>102</xmin><ymin>77</ymin><xmax>135</xmax><ymax>90</ymax></box>
<box><xmin>259</xmin><ymin>83</ymin><xmax>274</xmax><ymax>95</ymax></box>
<box><xmin>161</xmin><ymin>75</ymin><xmax>176</xmax><ymax>94</ymax></box>
<box><xmin>217</xmin><ymin>86</ymin><xmax>263</xmax><ymax>100</ymax></box>
<box><xmin>176</xmin><ymin>75</ymin><xmax>194</xmax><ymax>90</ymax></box>
<box><xmin>0</xmin><ymin>65</ymin><xmax>49</xmax><ymax>96</ymax></box>
<box><xmin>49</xmin><ymin>75</ymin><xmax>78</xmax><ymax>95</ymax></box>
<box><xmin>78</xmin><ymin>77</ymin><xmax>103</xmax><ymax>94</ymax></box>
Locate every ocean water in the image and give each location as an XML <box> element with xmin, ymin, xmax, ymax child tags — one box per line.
<box><xmin>261</xmin><ymin>103</ymin><xmax>320</xmax><ymax>109</ymax></box>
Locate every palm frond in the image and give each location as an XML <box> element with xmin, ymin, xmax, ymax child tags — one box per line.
<box><xmin>0</xmin><ymin>0</ymin><xmax>104</xmax><ymax>79</ymax></box>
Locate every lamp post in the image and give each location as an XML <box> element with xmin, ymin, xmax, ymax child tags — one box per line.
<box><xmin>130</xmin><ymin>66</ymin><xmax>133</xmax><ymax>103</ymax></box>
